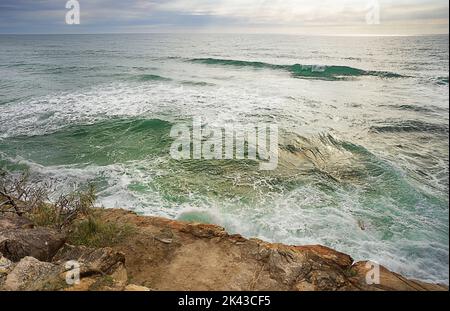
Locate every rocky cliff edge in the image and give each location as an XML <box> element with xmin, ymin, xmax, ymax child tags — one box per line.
<box><xmin>0</xmin><ymin>208</ymin><xmax>447</xmax><ymax>291</ymax></box>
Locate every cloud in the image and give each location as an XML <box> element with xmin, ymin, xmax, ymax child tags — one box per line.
<box><xmin>154</xmin><ymin>0</ymin><xmax>449</xmax><ymax>25</ymax></box>
<box><xmin>0</xmin><ymin>0</ymin><xmax>448</xmax><ymax>34</ymax></box>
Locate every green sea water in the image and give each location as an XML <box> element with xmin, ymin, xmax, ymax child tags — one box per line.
<box><xmin>0</xmin><ymin>34</ymin><xmax>448</xmax><ymax>284</ymax></box>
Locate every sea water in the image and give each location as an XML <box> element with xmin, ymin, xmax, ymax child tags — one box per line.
<box><xmin>0</xmin><ymin>34</ymin><xmax>448</xmax><ymax>284</ymax></box>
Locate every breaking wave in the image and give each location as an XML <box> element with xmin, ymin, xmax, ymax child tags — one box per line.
<box><xmin>190</xmin><ymin>58</ymin><xmax>405</xmax><ymax>80</ymax></box>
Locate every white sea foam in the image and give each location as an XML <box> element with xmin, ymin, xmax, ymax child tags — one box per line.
<box><xmin>0</xmin><ymin>54</ymin><xmax>448</xmax><ymax>286</ymax></box>
<box><xmin>0</xmin><ymin>81</ymin><xmax>290</xmax><ymax>139</ymax></box>
<box><xmin>191</xmin><ymin>184</ymin><xmax>449</xmax><ymax>285</ymax></box>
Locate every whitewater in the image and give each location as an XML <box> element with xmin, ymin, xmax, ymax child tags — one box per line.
<box><xmin>0</xmin><ymin>34</ymin><xmax>448</xmax><ymax>284</ymax></box>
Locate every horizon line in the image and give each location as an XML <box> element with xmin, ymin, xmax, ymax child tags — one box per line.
<box><xmin>0</xmin><ymin>32</ymin><xmax>448</xmax><ymax>37</ymax></box>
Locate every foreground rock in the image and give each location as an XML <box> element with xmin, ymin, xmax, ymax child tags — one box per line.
<box><xmin>0</xmin><ymin>210</ymin><xmax>447</xmax><ymax>291</ymax></box>
<box><xmin>0</xmin><ymin>214</ymin><xmax>66</xmax><ymax>262</ymax></box>
<box><xmin>0</xmin><ymin>246</ymin><xmax>128</xmax><ymax>291</ymax></box>
<box><xmin>2</xmin><ymin>256</ymin><xmax>61</xmax><ymax>291</ymax></box>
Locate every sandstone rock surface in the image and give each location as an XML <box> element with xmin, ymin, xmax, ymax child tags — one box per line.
<box><xmin>97</xmin><ymin>209</ymin><xmax>448</xmax><ymax>291</ymax></box>
<box><xmin>0</xmin><ymin>210</ymin><xmax>447</xmax><ymax>291</ymax></box>
<box><xmin>3</xmin><ymin>256</ymin><xmax>60</xmax><ymax>291</ymax></box>
<box><xmin>0</xmin><ymin>213</ymin><xmax>66</xmax><ymax>263</ymax></box>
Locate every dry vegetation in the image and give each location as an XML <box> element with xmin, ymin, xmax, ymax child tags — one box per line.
<box><xmin>0</xmin><ymin>169</ymin><xmax>134</xmax><ymax>247</ymax></box>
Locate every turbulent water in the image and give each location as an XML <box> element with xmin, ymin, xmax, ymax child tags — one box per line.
<box><xmin>0</xmin><ymin>34</ymin><xmax>448</xmax><ymax>284</ymax></box>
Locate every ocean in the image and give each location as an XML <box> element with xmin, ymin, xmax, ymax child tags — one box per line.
<box><xmin>0</xmin><ymin>34</ymin><xmax>448</xmax><ymax>284</ymax></box>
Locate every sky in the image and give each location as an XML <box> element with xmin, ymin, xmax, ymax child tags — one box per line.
<box><xmin>0</xmin><ymin>0</ymin><xmax>448</xmax><ymax>35</ymax></box>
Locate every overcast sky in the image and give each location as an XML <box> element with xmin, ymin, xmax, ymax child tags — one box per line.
<box><xmin>0</xmin><ymin>0</ymin><xmax>448</xmax><ymax>35</ymax></box>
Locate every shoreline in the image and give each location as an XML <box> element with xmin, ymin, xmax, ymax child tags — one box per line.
<box><xmin>1</xmin><ymin>206</ymin><xmax>447</xmax><ymax>291</ymax></box>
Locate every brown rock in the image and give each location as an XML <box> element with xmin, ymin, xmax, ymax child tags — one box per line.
<box><xmin>349</xmin><ymin>261</ymin><xmax>448</xmax><ymax>291</ymax></box>
<box><xmin>0</xmin><ymin>244</ymin><xmax>129</xmax><ymax>291</ymax></box>
<box><xmin>295</xmin><ymin>245</ymin><xmax>353</xmax><ymax>269</ymax></box>
<box><xmin>0</xmin><ymin>253</ymin><xmax>14</xmax><ymax>287</ymax></box>
<box><xmin>5</xmin><ymin>207</ymin><xmax>435</xmax><ymax>292</ymax></box>
<box><xmin>2</xmin><ymin>256</ymin><xmax>61</xmax><ymax>291</ymax></box>
<box><xmin>0</xmin><ymin>227</ymin><xmax>66</xmax><ymax>262</ymax></box>
<box><xmin>93</xmin><ymin>208</ymin><xmax>446</xmax><ymax>292</ymax></box>
<box><xmin>53</xmin><ymin>244</ymin><xmax>126</xmax><ymax>276</ymax></box>
<box><xmin>64</xmin><ymin>277</ymin><xmax>97</xmax><ymax>292</ymax></box>
<box><xmin>65</xmin><ymin>268</ymin><xmax>128</xmax><ymax>292</ymax></box>
<box><xmin>0</xmin><ymin>214</ymin><xmax>34</xmax><ymax>230</ymax></box>
<box><xmin>0</xmin><ymin>253</ymin><xmax>14</xmax><ymax>273</ymax></box>
<box><xmin>180</xmin><ymin>223</ymin><xmax>227</xmax><ymax>239</ymax></box>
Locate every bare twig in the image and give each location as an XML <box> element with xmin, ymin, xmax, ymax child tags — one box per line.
<box><xmin>0</xmin><ymin>170</ymin><xmax>96</xmax><ymax>228</ymax></box>
<box><xmin>0</xmin><ymin>189</ymin><xmax>23</xmax><ymax>216</ymax></box>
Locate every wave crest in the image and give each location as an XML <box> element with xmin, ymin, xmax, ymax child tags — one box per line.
<box><xmin>190</xmin><ymin>58</ymin><xmax>405</xmax><ymax>80</ymax></box>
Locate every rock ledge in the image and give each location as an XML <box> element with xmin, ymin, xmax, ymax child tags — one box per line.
<box><xmin>0</xmin><ymin>209</ymin><xmax>447</xmax><ymax>291</ymax></box>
